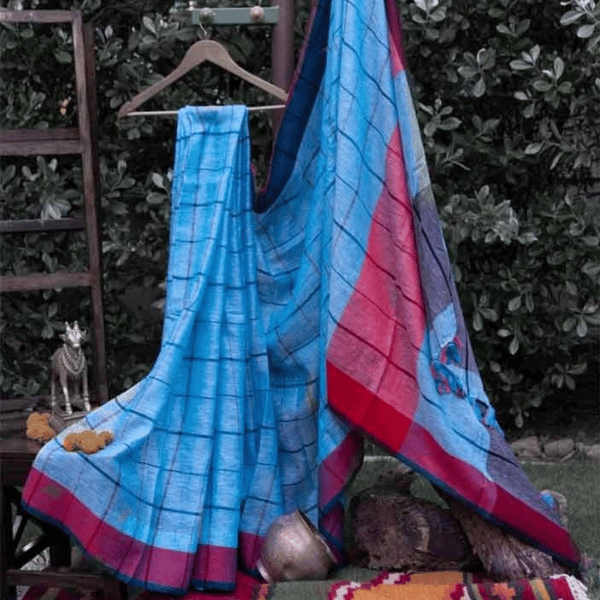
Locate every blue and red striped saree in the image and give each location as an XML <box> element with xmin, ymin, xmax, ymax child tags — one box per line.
<box><xmin>22</xmin><ymin>0</ymin><xmax>580</xmax><ymax>592</ymax></box>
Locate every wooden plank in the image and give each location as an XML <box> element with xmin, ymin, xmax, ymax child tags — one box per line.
<box><xmin>0</xmin><ymin>218</ymin><xmax>84</xmax><ymax>234</ymax></box>
<box><xmin>7</xmin><ymin>569</ymin><xmax>107</xmax><ymax>588</ymax></box>
<box><xmin>0</xmin><ymin>10</ymin><xmax>77</xmax><ymax>24</ymax></box>
<box><xmin>0</xmin><ymin>398</ymin><xmax>45</xmax><ymax>413</ymax></box>
<box><xmin>0</xmin><ymin>438</ymin><xmax>41</xmax><ymax>458</ymax></box>
<box><xmin>0</xmin><ymin>128</ymin><xmax>81</xmax><ymax>156</ymax></box>
<box><xmin>0</xmin><ymin>413</ymin><xmax>33</xmax><ymax>438</ymax></box>
<box><xmin>0</xmin><ymin>272</ymin><xmax>92</xmax><ymax>292</ymax></box>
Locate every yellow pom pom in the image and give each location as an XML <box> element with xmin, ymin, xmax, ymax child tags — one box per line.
<box><xmin>63</xmin><ymin>433</ymin><xmax>80</xmax><ymax>451</ymax></box>
<box><xmin>38</xmin><ymin>424</ymin><xmax>56</xmax><ymax>443</ymax></box>
<box><xmin>97</xmin><ymin>431</ymin><xmax>114</xmax><ymax>448</ymax></box>
<box><xmin>26</xmin><ymin>422</ymin><xmax>56</xmax><ymax>443</ymax></box>
<box><xmin>74</xmin><ymin>431</ymin><xmax>96</xmax><ymax>454</ymax></box>
<box><xmin>26</xmin><ymin>412</ymin><xmax>45</xmax><ymax>428</ymax></box>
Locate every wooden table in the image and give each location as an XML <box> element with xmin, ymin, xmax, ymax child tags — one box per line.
<box><xmin>0</xmin><ymin>436</ymin><xmax>127</xmax><ymax>600</ymax></box>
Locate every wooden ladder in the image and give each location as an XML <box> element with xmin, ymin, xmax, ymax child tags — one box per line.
<box><xmin>0</xmin><ymin>10</ymin><xmax>108</xmax><ymax>407</ymax></box>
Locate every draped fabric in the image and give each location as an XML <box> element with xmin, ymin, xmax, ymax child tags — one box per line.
<box><xmin>23</xmin><ymin>0</ymin><xmax>580</xmax><ymax>593</ymax></box>
<box><xmin>23</xmin><ymin>105</ymin><xmax>358</xmax><ymax>593</ymax></box>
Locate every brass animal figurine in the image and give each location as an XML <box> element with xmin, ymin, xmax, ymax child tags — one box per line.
<box><xmin>50</xmin><ymin>321</ymin><xmax>91</xmax><ymax>415</ymax></box>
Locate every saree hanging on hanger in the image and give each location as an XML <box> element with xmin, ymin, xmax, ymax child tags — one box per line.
<box><xmin>23</xmin><ymin>0</ymin><xmax>581</xmax><ymax>593</ymax></box>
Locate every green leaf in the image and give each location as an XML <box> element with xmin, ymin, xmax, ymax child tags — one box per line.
<box><xmin>54</xmin><ymin>50</ymin><xmax>72</xmax><ymax>64</ymax></box>
<box><xmin>577</xmin><ymin>24</ymin><xmax>596</xmax><ymax>38</ymax></box>
<box><xmin>569</xmin><ymin>362</ymin><xmax>587</xmax><ymax>375</ymax></box>
<box><xmin>142</xmin><ymin>16</ymin><xmax>158</xmax><ymax>36</ymax></box>
<box><xmin>509</xmin><ymin>336</ymin><xmax>519</xmax><ymax>355</ymax></box>
<box><xmin>430</xmin><ymin>7</ymin><xmax>447</xmax><ymax>22</ymax></box>
<box><xmin>550</xmin><ymin>151</ymin><xmax>564</xmax><ymax>170</ymax></box>
<box><xmin>524</xmin><ymin>103</ymin><xmax>535</xmax><ymax>118</ymax></box>
<box><xmin>151</xmin><ymin>173</ymin><xmax>164</xmax><ymax>188</ymax></box>
<box><xmin>480</xmin><ymin>308</ymin><xmax>498</xmax><ymax>321</ymax></box>
<box><xmin>458</xmin><ymin>65</ymin><xmax>479</xmax><ymax>79</ymax></box>
<box><xmin>517</xmin><ymin>232</ymin><xmax>537</xmax><ymax>244</ymax></box>
<box><xmin>565</xmin><ymin>281</ymin><xmax>578</xmax><ymax>295</ymax></box>
<box><xmin>514</xmin><ymin>411</ymin><xmax>524</xmax><ymax>428</ymax></box>
<box><xmin>576</xmin><ymin>318</ymin><xmax>587</xmax><ymax>337</ymax></box>
<box><xmin>110</xmin><ymin>201</ymin><xmax>128</xmax><ymax>215</ymax></box>
<box><xmin>560</xmin><ymin>10</ymin><xmax>584</xmax><ymax>25</ymax></box>
<box><xmin>525</xmin><ymin>142</ymin><xmax>543</xmax><ymax>155</ymax></box>
<box><xmin>517</xmin><ymin>19</ymin><xmax>531</xmax><ymax>35</ymax></box>
<box><xmin>532</xmin><ymin>80</ymin><xmax>553</xmax><ymax>92</ymax></box>
<box><xmin>509</xmin><ymin>59</ymin><xmax>532</xmax><ymax>71</ymax></box>
<box><xmin>22</xmin><ymin>166</ymin><xmax>35</xmax><ymax>181</ymax></box>
<box><xmin>584</xmin><ymin>312</ymin><xmax>600</xmax><ymax>325</ymax></box>
<box><xmin>472</xmin><ymin>78</ymin><xmax>485</xmax><ymax>97</ymax></box>
<box><xmin>553</xmin><ymin>57</ymin><xmax>564</xmax><ymax>79</ymax></box>
<box><xmin>508</xmin><ymin>296</ymin><xmax>521</xmax><ymax>311</ymax></box>
<box><xmin>146</xmin><ymin>192</ymin><xmax>166</xmax><ymax>205</ymax></box>
<box><xmin>562</xmin><ymin>316</ymin><xmax>577</xmax><ymax>332</ymax></box>
<box><xmin>439</xmin><ymin>117</ymin><xmax>461</xmax><ymax>130</ymax></box>
<box><xmin>473</xmin><ymin>312</ymin><xmax>483</xmax><ymax>331</ymax></box>
<box><xmin>589</xmin><ymin>34</ymin><xmax>600</xmax><ymax>51</ymax></box>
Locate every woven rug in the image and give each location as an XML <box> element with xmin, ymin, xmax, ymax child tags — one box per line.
<box><xmin>328</xmin><ymin>572</ymin><xmax>591</xmax><ymax>600</ymax></box>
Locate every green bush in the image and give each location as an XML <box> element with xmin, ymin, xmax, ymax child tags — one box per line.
<box><xmin>1</xmin><ymin>0</ymin><xmax>599</xmax><ymax>428</ymax></box>
<box><xmin>396</xmin><ymin>0</ymin><xmax>600</xmax><ymax>427</ymax></box>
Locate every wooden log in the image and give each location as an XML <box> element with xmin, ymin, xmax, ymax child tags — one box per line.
<box><xmin>349</xmin><ymin>485</ymin><xmax>480</xmax><ymax>572</ymax></box>
<box><xmin>447</xmin><ymin>498</ymin><xmax>565</xmax><ymax>581</ymax></box>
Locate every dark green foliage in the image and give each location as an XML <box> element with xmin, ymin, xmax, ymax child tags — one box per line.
<box><xmin>394</xmin><ymin>0</ymin><xmax>600</xmax><ymax>427</ymax></box>
<box><xmin>1</xmin><ymin>0</ymin><xmax>599</xmax><ymax>427</ymax></box>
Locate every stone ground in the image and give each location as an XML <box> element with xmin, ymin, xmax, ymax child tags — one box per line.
<box><xmin>510</xmin><ymin>435</ymin><xmax>600</xmax><ymax>462</ymax></box>
<box><xmin>505</xmin><ymin>385</ymin><xmax>600</xmax><ymax>462</ymax></box>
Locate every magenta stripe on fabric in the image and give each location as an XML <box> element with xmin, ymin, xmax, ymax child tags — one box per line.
<box><xmin>23</xmin><ymin>469</ymin><xmax>198</xmax><ymax>591</ymax></box>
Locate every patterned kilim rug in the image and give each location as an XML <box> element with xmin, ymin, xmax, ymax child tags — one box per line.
<box><xmin>328</xmin><ymin>572</ymin><xmax>591</xmax><ymax>600</ymax></box>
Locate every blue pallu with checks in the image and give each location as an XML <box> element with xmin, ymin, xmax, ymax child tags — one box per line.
<box><xmin>23</xmin><ymin>0</ymin><xmax>580</xmax><ymax>592</ymax></box>
<box><xmin>23</xmin><ymin>105</ymin><xmax>361</xmax><ymax>592</ymax></box>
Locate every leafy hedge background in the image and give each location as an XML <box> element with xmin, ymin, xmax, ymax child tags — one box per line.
<box><xmin>1</xmin><ymin>0</ymin><xmax>599</xmax><ymax>432</ymax></box>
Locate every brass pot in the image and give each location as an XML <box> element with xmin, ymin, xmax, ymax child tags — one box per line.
<box><xmin>256</xmin><ymin>510</ymin><xmax>338</xmax><ymax>582</ymax></box>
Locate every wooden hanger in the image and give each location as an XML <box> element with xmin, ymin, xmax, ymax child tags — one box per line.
<box><xmin>118</xmin><ymin>39</ymin><xmax>288</xmax><ymax>117</ymax></box>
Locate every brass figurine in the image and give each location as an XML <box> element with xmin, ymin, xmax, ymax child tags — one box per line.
<box><xmin>50</xmin><ymin>321</ymin><xmax>91</xmax><ymax>415</ymax></box>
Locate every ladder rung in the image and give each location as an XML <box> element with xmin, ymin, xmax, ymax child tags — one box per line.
<box><xmin>0</xmin><ymin>271</ymin><xmax>92</xmax><ymax>292</ymax></box>
<box><xmin>7</xmin><ymin>569</ymin><xmax>107</xmax><ymax>588</ymax></box>
<box><xmin>0</xmin><ymin>128</ymin><xmax>81</xmax><ymax>155</ymax></box>
<box><xmin>0</xmin><ymin>217</ymin><xmax>85</xmax><ymax>234</ymax></box>
<box><xmin>0</xmin><ymin>10</ymin><xmax>79</xmax><ymax>24</ymax></box>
